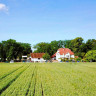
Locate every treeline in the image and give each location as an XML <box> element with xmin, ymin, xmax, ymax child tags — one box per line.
<box><xmin>0</xmin><ymin>39</ymin><xmax>32</xmax><ymax>62</ymax></box>
<box><xmin>0</xmin><ymin>37</ymin><xmax>96</xmax><ymax>62</ymax></box>
<box><xmin>34</xmin><ymin>37</ymin><xmax>96</xmax><ymax>58</ymax></box>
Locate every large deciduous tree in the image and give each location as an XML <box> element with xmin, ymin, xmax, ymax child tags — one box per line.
<box><xmin>50</xmin><ymin>40</ymin><xmax>59</xmax><ymax>55</ymax></box>
<box><xmin>33</xmin><ymin>40</ymin><xmax>72</xmax><ymax>56</ymax></box>
<box><xmin>0</xmin><ymin>43</ymin><xmax>6</xmax><ymax>61</ymax></box>
<box><xmin>71</xmin><ymin>37</ymin><xmax>84</xmax><ymax>57</ymax></box>
<box><xmin>0</xmin><ymin>39</ymin><xmax>32</xmax><ymax>62</ymax></box>
<box><xmin>34</xmin><ymin>42</ymin><xmax>52</xmax><ymax>55</ymax></box>
<box><xmin>58</xmin><ymin>40</ymin><xmax>71</xmax><ymax>49</ymax></box>
<box><xmin>85</xmin><ymin>50</ymin><xmax>96</xmax><ymax>62</ymax></box>
<box><xmin>86</xmin><ymin>39</ymin><xmax>96</xmax><ymax>51</ymax></box>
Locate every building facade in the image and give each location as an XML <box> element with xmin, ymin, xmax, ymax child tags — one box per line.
<box><xmin>30</xmin><ymin>53</ymin><xmax>46</xmax><ymax>62</ymax></box>
<box><xmin>51</xmin><ymin>48</ymin><xmax>75</xmax><ymax>61</ymax></box>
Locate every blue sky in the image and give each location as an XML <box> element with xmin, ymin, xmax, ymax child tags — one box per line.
<box><xmin>0</xmin><ymin>0</ymin><xmax>96</xmax><ymax>46</ymax></box>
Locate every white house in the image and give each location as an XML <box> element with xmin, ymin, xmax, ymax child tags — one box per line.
<box><xmin>30</xmin><ymin>53</ymin><xmax>46</xmax><ymax>62</ymax></box>
<box><xmin>51</xmin><ymin>48</ymin><xmax>75</xmax><ymax>61</ymax></box>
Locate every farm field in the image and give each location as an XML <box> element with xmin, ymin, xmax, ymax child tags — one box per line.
<box><xmin>0</xmin><ymin>62</ymin><xmax>96</xmax><ymax>96</ymax></box>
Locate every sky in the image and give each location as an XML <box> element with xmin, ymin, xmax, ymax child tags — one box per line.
<box><xmin>0</xmin><ymin>0</ymin><xmax>96</xmax><ymax>46</ymax></box>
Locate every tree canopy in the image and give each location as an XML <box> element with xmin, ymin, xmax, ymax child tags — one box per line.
<box><xmin>85</xmin><ymin>50</ymin><xmax>96</xmax><ymax>62</ymax></box>
<box><xmin>33</xmin><ymin>37</ymin><xmax>96</xmax><ymax>59</ymax></box>
<box><xmin>0</xmin><ymin>37</ymin><xmax>96</xmax><ymax>62</ymax></box>
<box><xmin>43</xmin><ymin>53</ymin><xmax>50</xmax><ymax>60</ymax></box>
<box><xmin>0</xmin><ymin>39</ymin><xmax>32</xmax><ymax>61</ymax></box>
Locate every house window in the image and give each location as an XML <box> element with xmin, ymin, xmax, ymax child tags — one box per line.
<box><xmin>66</xmin><ymin>55</ymin><xmax>69</xmax><ymax>58</ymax></box>
<box><xmin>38</xmin><ymin>58</ymin><xmax>40</xmax><ymax>60</ymax></box>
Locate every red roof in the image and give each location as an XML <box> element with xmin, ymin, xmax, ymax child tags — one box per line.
<box><xmin>51</xmin><ymin>53</ymin><xmax>56</xmax><ymax>58</ymax></box>
<box><xmin>30</xmin><ymin>53</ymin><xmax>45</xmax><ymax>58</ymax></box>
<box><xmin>51</xmin><ymin>48</ymin><xmax>74</xmax><ymax>58</ymax></box>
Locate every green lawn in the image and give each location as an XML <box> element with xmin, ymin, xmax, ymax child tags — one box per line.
<box><xmin>0</xmin><ymin>62</ymin><xmax>96</xmax><ymax>96</ymax></box>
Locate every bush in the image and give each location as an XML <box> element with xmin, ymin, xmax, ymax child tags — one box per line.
<box><xmin>69</xmin><ymin>59</ymin><xmax>72</xmax><ymax>62</ymax></box>
<box><xmin>61</xmin><ymin>58</ymin><xmax>65</xmax><ymax>62</ymax></box>
<box><xmin>61</xmin><ymin>58</ymin><xmax>69</xmax><ymax>62</ymax></box>
<box><xmin>82</xmin><ymin>58</ymin><xmax>89</xmax><ymax>62</ymax></box>
<box><xmin>85</xmin><ymin>50</ymin><xmax>96</xmax><ymax>62</ymax></box>
<box><xmin>76</xmin><ymin>57</ymin><xmax>82</xmax><ymax>62</ymax></box>
<box><xmin>61</xmin><ymin>58</ymin><xmax>74</xmax><ymax>62</ymax></box>
<box><xmin>43</xmin><ymin>53</ymin><xmax>50</xmax><ymax>60</ymax></box>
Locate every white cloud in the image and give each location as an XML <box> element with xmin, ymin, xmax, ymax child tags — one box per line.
<box><xmin>0</xmin><ymin>3</ymin><xmax>8</xmax><ymax>13</ymax></box>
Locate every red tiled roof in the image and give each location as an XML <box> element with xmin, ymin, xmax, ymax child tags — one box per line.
<box><xmin>58</xmin><ymin>48</ymin><xmax>74</xmax><ymax>55</ymax></box>
<box><xmin>51</xmin><ymin>53</ymin><xmax>56</xmax><ymax>58</ymax></box>
<box><xmin>30</xmin><ymin>53</ymin><xmax>45</xmax><ymax>58</ymax></box>
<box><xmin>51</xmin><ymin>48</ymin><xmax>74</xmax><ymax>58</ymax></box>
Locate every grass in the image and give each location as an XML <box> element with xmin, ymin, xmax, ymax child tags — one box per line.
<box><xmin>0</xmin><ymin>62</ymin><xmax>96</xmax><ymax>96</ymax></box>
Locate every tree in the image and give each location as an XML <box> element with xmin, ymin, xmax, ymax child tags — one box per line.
<box><xmin>20</xmin><ymin>43</ymin><xmax>32</xmax><ymax>55</ymax></box>
<box><xmin>7</xmin><ymin>46</ymin><xmax>14</xmax><ymax>61</ymax></box>
<box><xmin>63</xmin><ymin>40</ymin><xmax>72</xmax><ymax>48</ymax></box>
<box><xmin>86</xmin><ymin>39</ymin><xmax>96</xmax><ymax>51</ymax></box>
<box><xmin>85</xmin><ymin>50</ymin><xmax>96</xmax><ymax>62</ymax></box>
<box><xmin>50</xmin><ymin>40</ymin><xmax>59</xmax><ymax>55</ymax></box>
<box><xmin>71</xmin><ymin>37</ymin><xmax>84</xmax><ymax>57</ymax></box>
<box><xmin>33</xmin><ymin>40</ymin><xmax>72</xmax><ymax>56</ymax></box>
<box><xmin>43</xmin><ymin>53</ymin><xmax>50</xmax><ymax>60</ymax></box>
<box><xmin>78</xmin><ymin>43</ymin><xmax>87</xmax><ymax>58</ymax></box>
<box><xmin>34</xmin><ymin>42</ymin><xmax>52</xmax><ymax>55</ymax></box>
<box><xmin>27</xmin><ymin>37</ymin><xmax>96</xmax><ymax>59</ymax></box>
<box><xmin>0</xmin><ymin>43</ymin><xmax>6</xmax><ymax>61</ymax></box>
<box><xmin>0</xmin><ymin>39</ymin><xmax>32</xmax><ymax>61</ymax></box>
<box><xmin>58</xmin><ymin>40</ymin><xmax>72</xmax><ymax>49</ymax></box>
<box><xmin>4</xmin><ymin>39</ymin><xmax>17</xmax><ymax>61</ymax></box>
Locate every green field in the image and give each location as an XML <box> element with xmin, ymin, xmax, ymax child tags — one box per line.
<box><xmin>0</xmin><ymin>62</ymin><xmax>96</xmax><ymax>96</ymax></box>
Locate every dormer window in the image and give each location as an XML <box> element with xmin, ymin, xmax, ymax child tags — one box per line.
<box><xmin>66</xmin><ymin>55</ymin><xmax>69</xmax><ymax>58</ymax></box>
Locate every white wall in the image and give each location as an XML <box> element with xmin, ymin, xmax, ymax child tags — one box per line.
<box><xmin>71</xmin><ymin>55</ymin><xmax>74</xmax><ymax>58</ymax></box>
<box><xmin>65</xmin><ymin>53</ymin><xmax>70</xmax><ymax>59</ymax></box>
<box><xmin>56</xmin><ymin>52</ymin><xmax>60</xmax><ymax>61</ymax></box>
<box><xmin>31</xmin><ymin>58</ymin><xmax>46</xmax><ymax>62</ymax></box>
<box><xmin>56</xmin><ymin>52</ymin><xmax>74</xmax><ymax>61</ymax></box>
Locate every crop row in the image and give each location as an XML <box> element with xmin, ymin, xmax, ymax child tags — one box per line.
<box><xmin>0</xmin><ymin>65</ymin><xmax>23</xmax><ymax>81</ymax></box>
<box><xmin>1</xmin><ymin>63</ymin><xmax>96</xmax><ymax>96</ymax></box>
<box><xmin>36</xmin><ymin>63</ymin><xmax>96</xmax><ymax>96</ymax></box>
<box><xmin>0</xmin><ymin>64</ymin><xmax>30</xmax><ymax>95</ymax></box>
<box><xmin>1</xmin><ymin>64</ymin><xmax>44</xmax><ymax>96</ymax></box>
<box><xmin>0</xmin><ymin>63</ymin><xmax>24</xmax><ymax>80</ymax></box>
<box><xmin>0</xmin><ymin>64</ymin><xmax>36</xmax><ymax>96</ymax></box>
<box><xmin>27</xmin><ymin>66</ymin><xmax>43</xmax><ymax>96</ymax></box>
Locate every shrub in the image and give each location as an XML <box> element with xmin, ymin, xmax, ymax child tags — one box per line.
<box><xmin>61</xmin><ymin>58</ymin><xmax>65</xmax><ymax>62</ymax></box>
<box><xmin>85</xmin><ymin>50</ymin><xmax>96</xmax><ymax>62</ymax></box>
<box><xmin>76</xmin><ymin>57</ymin><xmax>82</xmax><ymax>62</ymax></box>
<box><xmin>43</xmin><ymin>53</ymin><xmax>50</xmax><ymax>60</ymax></box>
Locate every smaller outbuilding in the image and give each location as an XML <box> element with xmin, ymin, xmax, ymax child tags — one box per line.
<box><xmin>22</xmin><ymin>55</ymin><xmax>27</xmax><ymax>62</ymax></box>
<box><xmin>30</xmin><ymin>53</ymin><xmax>46</xmax><ymax>62</ymax></box>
